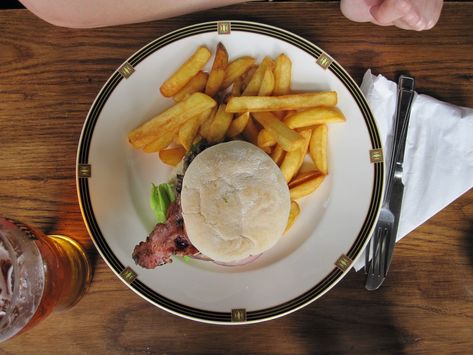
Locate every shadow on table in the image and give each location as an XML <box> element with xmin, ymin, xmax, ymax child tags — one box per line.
<box><xmin>282</xmin><ymin>270</ymin><xmax>407</xmax><ymax>353</ymax></box>
<box><xmin>107</xmin><ymin>269</ymin><xmax>407</xmax><ymax>354</ymax></box>
<box><xmin>463</xmin><ymin>219</ymin><xmax>473</xmax><ymax>269</ymax></box>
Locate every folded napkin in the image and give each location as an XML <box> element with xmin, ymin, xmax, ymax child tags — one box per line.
<box><xmin>353</xmin><ymin>69</ymin><xmax>473</xmax><ymax>271</ymax></box>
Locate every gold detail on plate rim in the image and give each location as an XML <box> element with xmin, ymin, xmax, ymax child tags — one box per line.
<box><xmin>231</xmin><ymin>308</ymin><xmax>247</xmax><ymax>322</ymax></box>
<box><xmin>120</xmin><ymin>266</ymin><xmax>138</xmax><ymax>284</ymax></box>
<box><xmin>370</xmin><ymin>148</ymin><xmax>384</xmax><ymax>163</ymax></box>
<box><xmin>118</xmin><ymin>62</ymin><xmax>135</xmax><ymax>79</ymax></box>
<box><xmin>316</xmin><ymin>53</ymin><xmax>333</xmax><ymax>70</ymax></box>
<box><xmin>335</xmin><ymin>254</ymin><xmax>352</xmax><ymax>272</ymax></box>
<box><xmin>78</xmin><ymin>164</ymin><xmax>91</xmax><ymax>178</ymax></box>
<box><xmin>217</xmin><ymin>21</ymin><xmax>231</xmax><ymax>35</ymax></box>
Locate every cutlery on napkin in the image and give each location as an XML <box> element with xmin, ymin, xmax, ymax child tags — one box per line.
<box><xmin>353</xmin><ymin>70</ymin><xmax>473</xmax><ymax>272</ymax></box>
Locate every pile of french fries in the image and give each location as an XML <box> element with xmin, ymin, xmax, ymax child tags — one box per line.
<box><xmin>128</xmin><ymin>43</ymin><xmax>346</xmax><ymax>232</ymax></box>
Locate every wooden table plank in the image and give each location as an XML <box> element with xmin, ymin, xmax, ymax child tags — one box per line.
<box><xmin>1</xmin><ymin>2</ymin><xmax>472</xmax><ymax>353</ymax></box>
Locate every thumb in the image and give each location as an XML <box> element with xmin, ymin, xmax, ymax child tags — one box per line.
<box><xmin>370</xmin><ymin>0</ymin><xmax>412</xmax><ymax>25</ymax></box>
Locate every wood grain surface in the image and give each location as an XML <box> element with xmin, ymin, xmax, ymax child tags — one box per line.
<box><xmin>1</xmin><ymin>2</ymin><xmax>472</xmax><ymax>354</ymax></box>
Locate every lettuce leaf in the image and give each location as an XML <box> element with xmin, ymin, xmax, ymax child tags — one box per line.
<box><xmin>150</xmin><ymin>183</ymin><xmax>175</xmax><ymax>223</ymax></box>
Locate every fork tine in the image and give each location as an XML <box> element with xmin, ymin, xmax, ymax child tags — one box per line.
<box><xmin>366</xmin><ymin>226</ymin><xmax>385</xmax><ymax>290</ymax></box>
<box><xmin>369</xmin><ymin>229</ymin><xmax>378</xmax><ymax>276</ymax></box>
<box><xmin>379</xmin><ymin>228</ymin><xmax>387</xmax><ymax>277</ymax></box>
<box><xmin>374</xmin><ymin>228</ymin><xmax>381</xmax><ymax>274</ymax></box>
<box><xmin>369</xmin><ymin>228</ymin><xmax>378</xmax><ymax>276</ymax></box>
<box><xmin>382</xmin><ymin>228</ymin><xmax>391</xmax><ymax>277</ymax></box>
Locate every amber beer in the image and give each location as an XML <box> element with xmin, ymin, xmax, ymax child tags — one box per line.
<box><xmin>0</xmin><ymin>217</ymin><xmax>92</xmax><ymax>342</ymax></box>
<box><xmin>22</xmin><ymin>234</ymin><xmax>92</xmax><ymax>331</ymax></box>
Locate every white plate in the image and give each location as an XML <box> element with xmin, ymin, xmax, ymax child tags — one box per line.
<box><xmin>77</xmin><ymin>21</ymin><xmax>384</xmax><ymax>324</ymax></box>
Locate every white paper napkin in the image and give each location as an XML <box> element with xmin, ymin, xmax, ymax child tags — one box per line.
<box><xmin>353</xmin><ymin>69</ymin><xmax>473</xmax><ymax>271</ymax></box>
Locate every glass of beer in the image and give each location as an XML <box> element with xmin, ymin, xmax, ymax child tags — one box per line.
<box><xmin>0</xmin><ymin>217</ymin><xmax>92</xmax><ymax>343</ymax></box>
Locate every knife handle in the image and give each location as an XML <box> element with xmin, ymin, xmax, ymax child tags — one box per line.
<box><xmin>394</xmin><ymin>76</ymin><xmax>415</xmax><ymax>168</ymax></box>
<box><xmin>384</xmin><ymin>75</ymin><xmax>415</xmax><ymax>204</ymax></box>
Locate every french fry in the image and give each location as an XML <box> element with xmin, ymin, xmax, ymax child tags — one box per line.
<box><xmin>222</xmin><ymin>56</ymin><xmax>256</xmax><ymax>89</ymax></box>
<box><xmin>280</xmin><ymin>147</ymin><xmax>303</xmax><ymax>182</ymax></box>
<box><xmin>227</xmin><ymin>112</ymin><xmax>250</xmax><ymax>138</ymax></box>
<box><xmin>241</xmin><ymin>65</ymin><xmax>258</xmax><ymax>91</ymax></box>
<box><xmin>298</xmin><ymin>128</ymin><xmax>312</xmax><ymax>157</ymax></box>
<box><xmin>285</xmin><ymin>200</ymin><xmax>300</xmax><ymax>233</ymax></box>
<box><xmin>260</xmin><ymin>145</ymin><xmax>273</xmax><ymax>154</ymax></box>
<box><xmin>288</xmin><ymin>170</ymin><xmax>322</xmax><ymax>188</ymax></box>
<box><xmin>133</xmin><ymin>45</ymin><xmax>343</xmax><ymax>213</ymax></box>
<box><xmin>252</xmin><ymin>112</ymin><xmax>304</xmax><ymax>152</ymax></box>
<box><xmin>205</xmin><ymin>43</ymin><xmax>229</xmax><ymax>97</ymax></box>
<box><xmin>231</xmin><ymin>77</ymin><xmax>243</xmax><ymax>97</ymax></box>
<box><xmin>142</xmin><ymin>129</ymin><xmax>178</xmax><ymax>153</ymax></box>
<box><xmin>128</xmin><ymin>92</ymin><xmax>216</xmax><ymax>149</ymax></box>
<box><xmin>273</xmin><ymin>110</ymin><xmax>294</xmax><ymax>120</ymax></box>
<box><xmin>279</xmin><ymin>128</ymin><xmax>311</xmax><ymax>182</ymax></box>
<box><xmin>222</xmin><ymin>77</ymin><xmax>242</xmax><ymax>105</ymax></box>
<box><xmin>178</xmin><ymin>120</ymin><xmax>199</xmax><ymax>151</ymax></box>
<box><xmin>206</xmin><ymin>104</ymin><xmax>233</xmax><ymax>143</ymax></box>
<box><xmin>284</xmin><ymin>110</ymin><xmax>297</xmax><ymax>119</ymax></box>
<box><xmin>257</xmin><ymin>68</ymin><xmax>275</xmax><ymax>96</ymax></box>
<box><xmin>159</xmin><ymin>146</ymin><xmax>187</xmax><ymax>166</ymax></box>
<box><xmin>271</xmin><ymin>144</ymin><xmax>286</xmax><ymax>166</ymax></box>
<box><xmin>199</xmin><ymin>106</ymin><xmax>218</xmax><ymax>140</ymax></box>
<box><xmin>272</xmin><ymin>111</ymin><xmax>286</xmax><ymax>119</ymax></box>
<box><xmin>173</xmin><ymin>71</ymin><xmax>208</xmax><ymax>102</ymax></box>
<box><xmin>309</xmin><ymin>124</ymin><xmax>328</xmax><ymax>175</ymax></box>
<box><xmin>290</xmin><ymin>174</ymin><xmax>325</xmax><ymax>200</ymax></box>
<box><xmin>242</xmin><ymin>117</ymin><xmax>259</xmax><ymax>145</ymax></box>
<box><xmin>226</xmin><ymin>92</ymin><xmax>337</xmax><ymax>113</ymax></box>
<box><xmin>284</xmin><ymin>106</ymin><xmax>345</xmax><ymax>129</ymax></box>
<box><xmin>242</xmin><ymin>57</ymin><xmax>274</xmax><ymax>96</ymax></box>
<box><xmin>222</xmin><ymin>92</ymin><xmax>233</xmax><ymax>104</ymax></box>
<box><xmin>178</xmin><ymin>109</ymin><xmax>212</xmax><ymax>150</ymax></box>
<box><xmin>273</xmin><ymin>53</ymin><xmax>292</xmax><ymax>96</ymax></box>
<box><xmin>160</xmin><ymin>46</ymin><xmax>211</xmax><ymax>97</ymax></box>
<box><xmin>257</xmin><ymin>129</ymin><xmax>277</xmax><ymax>148</ymax></box>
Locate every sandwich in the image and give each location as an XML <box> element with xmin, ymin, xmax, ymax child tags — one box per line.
<box><xmin>132</xmin><ymin>140</ymin><xmax>290</xmax><ymax>269</ymax></box>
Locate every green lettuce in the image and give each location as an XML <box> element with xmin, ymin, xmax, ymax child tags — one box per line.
<box><xmin>150</xmin><ymin>183</ymin><xmax>176</xmax><ymax>223</ymax></box>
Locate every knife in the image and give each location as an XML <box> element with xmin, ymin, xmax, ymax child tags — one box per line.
<box><xmin>385</xmin><ymin>75</ymin><xmax>415</xmax><ymax>271</ymax></box>
<box><xmin>365</xmin><ymin>75</ymin><xmax>415</xmax><ymax>290</ymax></box>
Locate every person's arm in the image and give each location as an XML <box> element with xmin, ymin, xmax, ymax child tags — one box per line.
<box><xmin>21</xmin><ymin>0</ymin><xmax>443</xmax><ymax>30</ymax></box>
<box><xmin>340</xmin><ymin>0</ymin><xmax>443</xmax><ymax>31</ymax></box>
<box><xmin>19</xmin><ymin>0</ymin><xmax>246</xmax><ymax>28</ymax></box>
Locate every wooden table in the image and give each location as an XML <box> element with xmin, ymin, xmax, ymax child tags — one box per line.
<box><xmin>1</xmin><ymin>2</ymin><xmax>472</xmax><ymax>353</ymax></box>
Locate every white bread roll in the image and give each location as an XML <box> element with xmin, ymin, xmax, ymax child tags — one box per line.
<box><xmin>181</xmin><ymin>141</ymin><xmax>290</xmax><ymax>262</ymax></box>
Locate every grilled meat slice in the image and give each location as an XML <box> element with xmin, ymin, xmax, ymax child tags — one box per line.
<box><xmin>132</xmin><ymin>200</ymin><xmax>198</xmax><ymax>269</ymax></box>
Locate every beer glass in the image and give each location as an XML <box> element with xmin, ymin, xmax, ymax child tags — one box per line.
<box><xmin>0</xmin><ymin>217</ymin><xmax>92</xmax><ymax>342</ymax></box>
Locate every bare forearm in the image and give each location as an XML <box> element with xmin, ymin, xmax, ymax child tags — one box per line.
<box><xmin>20</xmin><ymin>0</ymin><xmax>247</xmax><ymax>28</ymax></box>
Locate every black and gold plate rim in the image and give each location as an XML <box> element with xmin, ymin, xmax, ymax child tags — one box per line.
<box><xmin>76</xmin><ymin>20</ymin><xmax>384</xmax><ymax>324</ymax></box>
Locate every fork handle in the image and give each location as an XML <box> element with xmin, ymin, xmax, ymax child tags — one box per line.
<box><xmin>384</xmin><ymin>75</ymin><xmax>415</xmax><ymax>206</ymax></box>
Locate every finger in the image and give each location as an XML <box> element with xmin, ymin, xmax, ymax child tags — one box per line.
<box><xmin>394</xmin><ymin>16</ymin><xmax>427</xmax><ymax>31</ymax></box>
<box><xmin>401</xmin><ymin>6</ymin><xmax>428</xmax><ymax>30</ymax></box>
<box><xmin>393</xmin><ymin>18</ymin><xmax>419</xmax><ymax>31</ymax></box>
<box><xmin>393</xmin><ymin>7</ymin><xmax>431</xmax><ymax>31</ymax></box>
<box><xmin>370</xmin><ymin>0</ymin><xmax>413</xmax><ymax>25</ymax></box>
<box><xmin>340</xmin><ymin>0</ymin><xmax>383</xmax><ymax>23</ymax></box>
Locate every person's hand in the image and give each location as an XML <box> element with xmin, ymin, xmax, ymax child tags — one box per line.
<box><xmin>340</xmin><ymin>0</ymin><xmax>443</xmax><ymax>31</ymax></box>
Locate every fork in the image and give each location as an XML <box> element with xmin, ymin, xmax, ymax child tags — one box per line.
<box><xmin>365</xmin><ymin>75</ymin><xmax>415</xmax><ymax>291</ymax></box>
<box><xmin>365</xmin><ymin>204</ymin><xmax>396</xmax><ymax>290</ymax></box>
